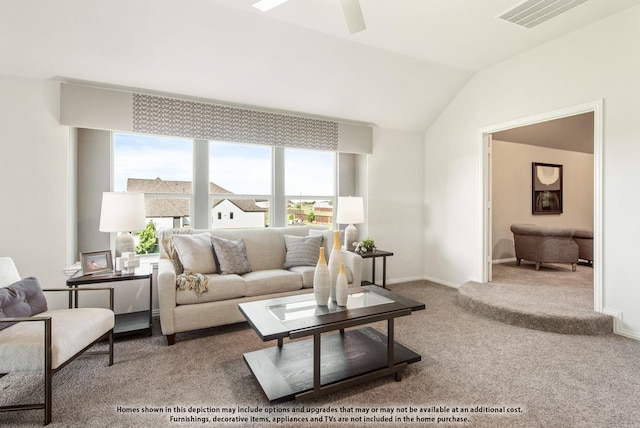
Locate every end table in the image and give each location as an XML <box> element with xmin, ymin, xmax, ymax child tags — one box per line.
<box><xmin>67</xmin><ymin>266</ymin><xmax>152</xmax><ymax>337</ymax></box>
<box><xmin>359</xmin><ymin>250</ymin><xmax>394</xmax><ymax>288</ymax></box>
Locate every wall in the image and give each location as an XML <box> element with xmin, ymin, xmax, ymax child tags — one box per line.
<box><xmin>492</xmin><ymin>140</ymin><xmax>594</xmax><ymax>260</ymax></box>
<box><xmin>424</xmin><ymin>5</ymin><xmax>640</xmax><ymax>338</ymax></box>
<box><xmin>365</xmin><ymin>128</ymin><xmax>425</xmax><ymax>284</ymax></box>
<box><xmin>77</xmin><ymin>128</ymin><xmax>111</xmax><ymax>254</ymax></box>
<box><xmin>0</xmin><ymin>75</ymin><xmax>72</xmax><ymax>307</ymax></box>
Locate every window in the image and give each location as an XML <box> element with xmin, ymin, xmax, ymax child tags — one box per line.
<box><xmin>110</xmin><ymin>133</ymin><xmax>337</xmax><ymax>233</ymax></box>
<box><xmin>114</xmin><ymin>133</ymin><xmax>193</xmax><ymax>230</ymax></box>
<box><xmin>285</xmin><ymin>148</ymin><xmax>335</xmax><ymax>229</ymax></box>
<box><xmin>209</xmin><ymin>141</ymin><xmax>271</xmax><ymax>229</ymax></box>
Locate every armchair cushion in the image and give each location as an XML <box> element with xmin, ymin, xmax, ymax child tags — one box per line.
<box><xmin>0</xmin><ymin>307</ymin><xmax>114</xmax><ymax>371</ymax></box>
<box><xmin>0</xmin><ymin>277</ymin><xmax>48</xmax><ymax>331</ymax></box>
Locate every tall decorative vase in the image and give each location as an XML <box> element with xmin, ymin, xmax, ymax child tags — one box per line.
<box><xmin>328</xmin><ymin>231</ymin><xmax>344</xmax><ymax>302</ymax></box>
<box><xmin>313</xmin><ymin>247</ymin><xmax>330</xmax><ymax>306</ymax></box>
<box><xmin>336</xmin><ymin>263</ymin><xmax>348</xmax><ymax>307</ymax></box>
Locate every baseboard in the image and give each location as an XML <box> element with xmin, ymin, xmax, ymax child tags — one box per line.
<box><xmin>602</xmin><ymin>308</ymin><xmax>640</xmax><ymax>340</ymax></box>
<box><xmin>385</xmin><ymin>275</ymin><xmax>427</xmax><ymax>286</ymax></box>
<box><xmin>492</xmin><ymin>257</ymin><xmax>517</xmax><ymax>264</ymax></box>
<box><xmin>422</xmin><ymin>275</ymin><xmax>461</xmax><ymax>289</ymax></box>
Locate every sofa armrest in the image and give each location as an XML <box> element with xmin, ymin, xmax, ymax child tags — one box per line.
<box><xmin>342</xmin><ymin>251</ymin><xmax>363</xmax><ymax>286</ymax></box>
<box><xmin>157</xmin><ymin>258</ymin><xmax>177</xmax><ymax>336</ymax></box>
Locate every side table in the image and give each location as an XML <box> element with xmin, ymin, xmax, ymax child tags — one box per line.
<box><xmin>359</xmin><ymin>250</ymin><xmax>394</xmax><ymax>288</ymax></box>
<box><xmin>67</xmin><ymin>266</ymin><xmax>152</xmax><ymax>337</ymax></box>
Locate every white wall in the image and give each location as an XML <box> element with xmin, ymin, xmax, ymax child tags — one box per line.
<box><xmin>492</xmin><ymin>140</ymin><xmax>594</xmax><ymax>260</ymax></box>
<box><xmin>424</xmin><ymin>5</ymin><xmax>640</xmax><ymax>337</ymax></box>
<box><xmin>365</xmin><ymin>128</ymin><xmax>425</xmax><ymax>284</ymax></box>
<box><xmin>0</xmin><ymin>75</ymin><xmax>72</xmax><ymax>306</ymax></box>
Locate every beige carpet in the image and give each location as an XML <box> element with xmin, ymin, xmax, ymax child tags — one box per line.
<box><xmin>2</xmin><ymin>280</ymin><xmax>639</xmax><ymax>427</ymax></box>
<box><xmin>457</xmin><ymin>261</ymin><xmax>612</xmax><ymax>335</ymax></box>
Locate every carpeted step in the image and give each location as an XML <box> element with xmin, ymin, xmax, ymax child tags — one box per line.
<box><xmin>457</xmin><ymin>281</ymin><xmax>613</xmax><ymax>335</ymax></box>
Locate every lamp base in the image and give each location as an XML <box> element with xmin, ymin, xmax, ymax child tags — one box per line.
<box><xmin>115</xmin><ymin>232</ymin><xmax>135</xmax><ymax>257</ymax></box>
<box><xmin>343</xmin><ymin>224</ymin><xmax>358</xmax><ymax>251</ymax></box>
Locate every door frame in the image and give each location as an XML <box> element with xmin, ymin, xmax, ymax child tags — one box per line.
<box><xmin>479</xmin><ymin>100</ymin><xmax>603</xmax><ymax>312</ymax></box>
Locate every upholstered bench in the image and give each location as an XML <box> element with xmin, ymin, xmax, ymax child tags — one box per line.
<box><xmin>573</xmin><ymin>228</ymin><xmax>593</xmax><ymax>265</ymax></box>
<box><xmin>510</xmin><ymin>224</ymin><xmax>579</xmax><ymax>271</ymax></box>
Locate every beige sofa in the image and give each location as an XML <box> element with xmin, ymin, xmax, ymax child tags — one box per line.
<box><xmin>157</xmin><ymin>226</ymin><xmax>362</xmax><ymax>345</ymax></box>
<box><xmin>510</xmin><ymin>224</ymin><xmax>581</xmax><ymax>271</ymax></box>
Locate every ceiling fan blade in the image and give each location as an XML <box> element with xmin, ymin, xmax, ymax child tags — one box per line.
<box><xmin>340</xmin><ymin>0</ymin><xmax>366</xmax><ymax>34</ymax></box>
<box><xmin>252</xmin><ymin>0</ymin><xmax>289</xmax><ymax>12</ymax></box>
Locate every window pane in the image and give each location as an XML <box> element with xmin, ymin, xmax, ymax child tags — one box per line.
<box><xmin>212</xmin><ymin>198</ymin><xmax>269</xmax><ymax>229</ymax></box>
<box><xmin>114</xmin><ymin>133</ymin><xmax>193</xmax><ymax>192</ymax></box>
<box><xmin>285</xmin><ymin>149</ymin><xmax>335</xmax><ymax>228</ymax></box>
<box><xmin>285</xmin><ymin>149</ymin><xmax>334</xmax><ymax>196</ymax></box>
<box><xmin>287</xmin><ymin>199</ymin><xmax>333</xmax><ymax>228</ymax></box>
<box><xmin>114</xmin><ymin>133</ymin><xmax>193</xmax><ymax>234</ymax></box>
<box><xmin>210</xmin><ymin>141</ymin><xmax>271</xmax><ymax>195</ymax></box>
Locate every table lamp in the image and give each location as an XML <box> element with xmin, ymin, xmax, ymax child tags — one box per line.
<box><xmin>99</xmin><ymin>192</ymin><xmax>147</xmax><ymax>257</ymax></box>
<box><xmin>336</xmin><ymin>196</ymin><xmax>364</xmax><ymax>251</ymax></box>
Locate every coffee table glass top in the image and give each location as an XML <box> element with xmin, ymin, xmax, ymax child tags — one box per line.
<box><xmin>238</xmin><ymin>286</ymin><xmax>421</xmax><ymax>342</ymax></box>
<box><xmin>268</xmin><ymin>291</ymin><xmax>393</xmax><ymax>322</ymax></box>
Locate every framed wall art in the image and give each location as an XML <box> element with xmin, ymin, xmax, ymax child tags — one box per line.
<box><xmin>532</xmin><ymin>162</ymin><xmax>562</xmax><ymax>215</ymax></box>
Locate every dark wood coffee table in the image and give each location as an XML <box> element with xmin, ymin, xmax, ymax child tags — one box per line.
<box><xmin>238</xmin><ymin>285</ymin><xmax>424</xmax><ymax>403</ymax></box>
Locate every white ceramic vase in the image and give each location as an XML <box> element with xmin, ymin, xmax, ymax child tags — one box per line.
<box><xmin>336</xmin><ymin>263</ymin><xmax>348</xmax><ymax>306</ymax></box>
<box><xmin>327</xmin><ymin>231</ymin><xmax>343</xmax><ymax>302</ymax></box>
<box><xmin>313</xmin><ymin>247</ymin><xmax>330</xmax><ymax>306</ymax></box>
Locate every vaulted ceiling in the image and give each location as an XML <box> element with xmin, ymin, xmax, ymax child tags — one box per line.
<box><xmin>1</xmin><ymin>0</ymin><xmax>639</xmax><ymax>130</ymax></box>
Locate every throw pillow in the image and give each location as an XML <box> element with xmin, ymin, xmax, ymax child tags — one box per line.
<box><xmin>210</xmin><ymin>236</ymin><xmax>252</xmax><ymax>275</ymax></box>
<box><xmin>283</xmin><ymin>235</ymin><xmax>323</xmax><ymax>269</ymax></box>
<box><xmin>309</xmin><ymin>229</ymin><xmax>344</xmax><ymax>256</ymax></box>
<box><xmin>0</xmin><ymin>277</ymin><xmax>48</xmax><ymax>332</ymax></box>
<box><xmin>170</xmin><ymin>233</ymin><xmax>217</xmax><ymax>274</ymax></box>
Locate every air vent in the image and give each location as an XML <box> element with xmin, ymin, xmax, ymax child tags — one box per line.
<box><xmin>498</xmin><ymin>0</ymin><xmax>589</xmax><ymax>28</ymax></box>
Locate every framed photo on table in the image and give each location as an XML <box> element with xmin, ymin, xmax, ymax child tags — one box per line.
<box><xmin>80</xmin><ymin>250</ymin><xmax>113</xmax><ymax>275</ymax></box>
<box><xmin>532</xmin><ymin>162</ymin><xmax>563</xmax><ymax>215</ymax></box>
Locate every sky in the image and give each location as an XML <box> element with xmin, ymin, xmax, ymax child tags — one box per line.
<box><xmin>114</xmin><ymin>133</ymin><xmax>335</xmax><ymax>196</ymax></box>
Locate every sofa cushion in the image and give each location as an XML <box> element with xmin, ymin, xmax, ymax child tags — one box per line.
<box><xmin>171</xmin><ymin>233</ymin><xmax>216</xmax><ymax>274</ymax></box>
<box><xmin>287</xmin><ymin>266</ymin><xmax>316</xmax><ymax>288</ymax></box>
<box><xmin>176</xmin><ymin>274</ymin><xmax>246</xmax><ymax>305</ymax></box>
<box><xmin>0</xmin><ymin>277</ymin><xmax>48</xmax><ymax>332</ymax></box>
<box><xmin>309</xmin><ymin>229</ymin><xmax>344</xmax><ymax>256</ymax></box>
<box><xmin>289</xmin><ymin>265</ymin><xmax>354</xmax><ymax>288</ymax></box>
<box><xmin>211</xmin><ymin>236</ymin><xmax>252</xmax><ymax>275</ymax></box>
<box><xmin>243</xmin><ymin>270</ymin><xmax>303</xmax><ymax>297</ymax></box>
<box><xmin>283</xmin><ymin>235</ymin><xmax>323</xmax><ymax>269</ymax></box>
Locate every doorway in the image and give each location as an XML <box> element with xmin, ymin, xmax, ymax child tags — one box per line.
<box><xmin>480</xmin><ymin>101</ymin><xmax>603</xmax><ymax>312</ymax></box>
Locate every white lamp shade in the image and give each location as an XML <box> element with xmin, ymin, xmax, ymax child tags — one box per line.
<box><xmin>99</xmin><ymin>192</ymin><xmax>147</xmax><ymax>232</ymax></box>
<box><xmin>336</xmin><ymin>196</ymin><xmax>364</xmax><ymax>224</ymax></box>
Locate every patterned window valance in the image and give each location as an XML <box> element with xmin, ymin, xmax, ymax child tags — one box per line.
<box><xmin>60</xmin><ymin>84</ymin><xmax>371</xmax><ymax>153</ymax></box>
<box><xmin>132</xmin><ymin>94</ymin><xmax>338</xmax><ymax>151</ymax></box>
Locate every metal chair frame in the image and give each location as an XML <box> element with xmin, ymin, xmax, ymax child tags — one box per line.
<box><xmin>0</xmin><ymin>287</ymin><xmax>114</xmax><ymax>425</ymax></box>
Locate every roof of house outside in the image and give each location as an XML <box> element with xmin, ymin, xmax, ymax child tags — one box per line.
<box><xmin>127</xmin><ymin>178</ymin><xmax>267</xmax><ymax>217</ymax></box>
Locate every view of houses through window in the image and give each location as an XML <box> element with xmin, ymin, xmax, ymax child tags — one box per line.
<box><xmin>114</xmin><ymin>133</ymin><xmax>336</xmax><ymax>252</ymax></box>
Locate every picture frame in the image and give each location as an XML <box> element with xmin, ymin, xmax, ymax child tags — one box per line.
<box><xmin>532</xmin><ymin>162</ymin><xmax>563</xmax><ymax>215</ymax></box>
<box><xmin>80</xmin><ymin>250</ymin><xmax>113</xmax><ymax>275</ymax></box>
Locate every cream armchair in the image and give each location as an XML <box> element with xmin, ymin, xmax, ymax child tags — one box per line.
<box><xmin>0</xmin><ymin>257</ymin><xmax>115</xmax><ymax>425</ymax></box>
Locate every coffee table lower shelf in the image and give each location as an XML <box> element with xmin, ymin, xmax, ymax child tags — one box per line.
<box><xmin>243</xmin><ymin>327</ymin><xmax>421</xmax><ymax>403</ymax></box>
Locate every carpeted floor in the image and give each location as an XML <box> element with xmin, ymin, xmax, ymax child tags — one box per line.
<box><xmin>2</xmin><ymin>280</ymin><xmax>640</xmax><ymax>427</ymax></box>
<box><xmin>457</xmin><ymin>261</ymin><xmax>611</xmax><ymax>335</ymax></box>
